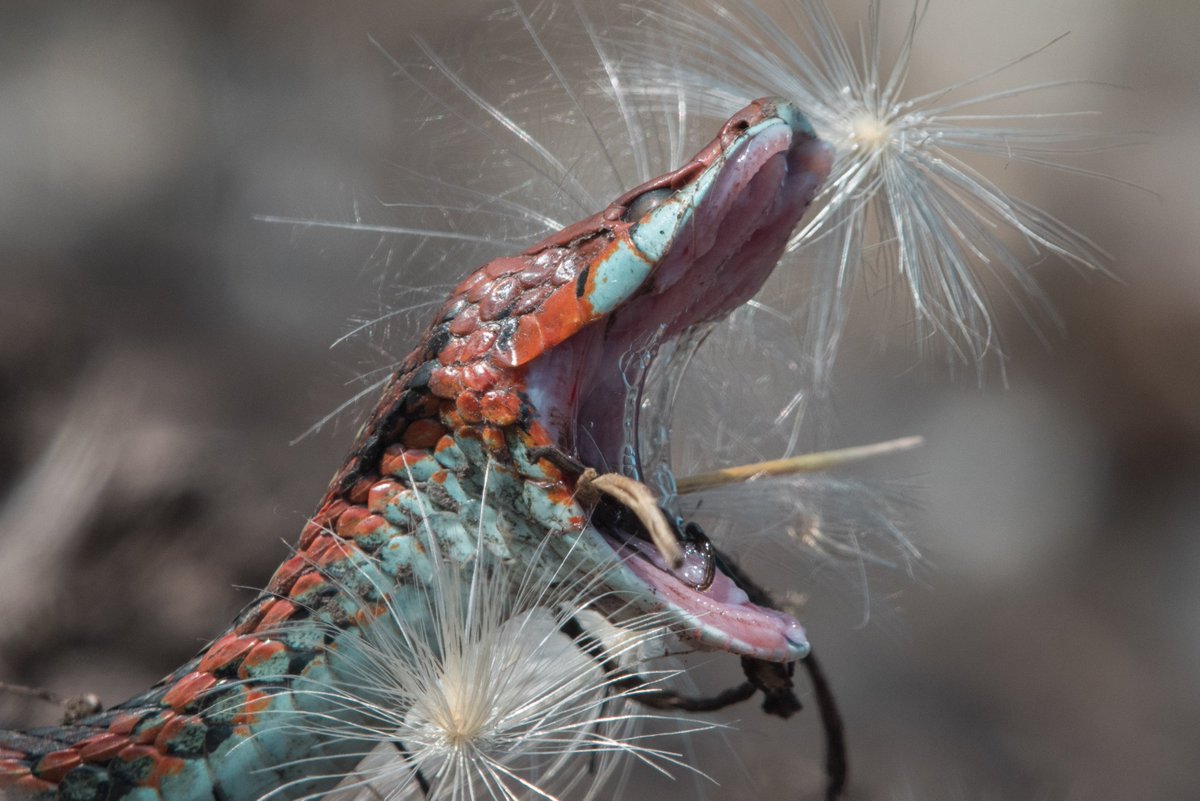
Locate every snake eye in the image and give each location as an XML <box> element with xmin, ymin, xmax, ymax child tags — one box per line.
<box><xmin>622</xmin><ymin>187</ymin><xmax>674</xmax><ymax>222</ymax></box>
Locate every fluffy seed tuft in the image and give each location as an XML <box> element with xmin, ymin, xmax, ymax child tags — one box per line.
<box><xmin>619</xmin><ymin>0</ymin><xmax>1124</xmax><ymax>370</ymax></box>
<box><xmin>248</xmin><ymin>480</ymin><xmax>708</xmax><ymax>801</ymax></box>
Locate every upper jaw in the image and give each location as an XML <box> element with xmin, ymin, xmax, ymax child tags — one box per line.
<box><xmin>527</xmin><ymin>100</ymin><xmax>834</xmax><ymax>475</ymax></box>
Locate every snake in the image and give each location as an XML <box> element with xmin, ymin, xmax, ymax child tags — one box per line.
<box><xmin>0</xmin><ymin>97</ymin><xmax>834</xmax><ymax>801</ymax></box>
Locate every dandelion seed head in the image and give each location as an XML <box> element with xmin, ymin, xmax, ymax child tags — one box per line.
<box><xmin>616</xmin><ymin>0</ymin><xmax>1122</xmax><ymax>371</ymax></box>
<box><xmin>847</xmin><ymin>110</ymin><xmax>893</xmax><ymax>154</ymax></box>
<box><xmin>253</xmin><ymin>510</ymin><xmax>707</xmax><ymax>801</ymax></box>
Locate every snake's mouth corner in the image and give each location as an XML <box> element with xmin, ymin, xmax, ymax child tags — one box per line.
<box><xmin>528</xmin><ymin>99</ymin><xmax>833</xmax><ymax>662</ymax></box>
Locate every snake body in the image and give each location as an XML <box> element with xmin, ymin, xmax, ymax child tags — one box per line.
<box><xmin>0</xmin><ymin>98</ymin><xmax>832</xmax><ymax>801</ymax></box>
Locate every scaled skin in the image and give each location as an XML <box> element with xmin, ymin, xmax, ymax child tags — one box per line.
<box><xmin>0</xmin><ymin>98</ymin><xmax>831</xmax><ymax>801</ymax></box>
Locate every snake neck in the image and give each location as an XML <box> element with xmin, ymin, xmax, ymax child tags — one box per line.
<box><xmin>0</xmin><ymin>356</ymin><xmax>573</xmax><ymax>801</ymax></box>
<box><xmin>0</xmin><ymin>288</ymin><xmax>586</xmax><ymax>801</ymax></box>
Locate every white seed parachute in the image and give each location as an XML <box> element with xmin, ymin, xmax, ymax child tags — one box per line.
<box><xmin>618</xmin><ymin>0</ymin><xmax>1123</xmax><ymax>373</ymax></box>
<box><xmin>244</xmin><ymin>468</ymin><xmax>710</xmax><ymax>801</ymax></box>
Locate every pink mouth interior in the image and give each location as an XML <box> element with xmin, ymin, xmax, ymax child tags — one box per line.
<box><xmin>526</xmin><ymin>123</ymin><xmax>834</xmax><ymax>658</ymax></box>
<box><xmin>606</xmin><ymin>534</ymin><xmax>809</xmax><ymax>660</ymax></box>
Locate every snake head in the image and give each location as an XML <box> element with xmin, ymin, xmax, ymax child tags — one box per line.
<box><xmin>328</xmin><ymin>98</ymin><xmax>832</xmax><ymax>663</ymax></box>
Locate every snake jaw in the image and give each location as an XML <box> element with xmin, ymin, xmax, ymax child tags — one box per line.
<box><xmin>514</xmin><ymin>100</ymin><xmax>832</xmax><ymax>662</ymax></box>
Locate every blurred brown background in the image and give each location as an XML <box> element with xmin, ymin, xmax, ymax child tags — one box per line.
<box><xmin>0</xmin><ymin>1</ymin><xmax>1196</xmax><ymax>799</ymax></box>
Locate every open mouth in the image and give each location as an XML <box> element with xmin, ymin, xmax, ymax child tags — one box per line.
<box><xmin>526</xmin><ymin>99</ymin><xmax>834</xmax><ymax>661</ymax></box>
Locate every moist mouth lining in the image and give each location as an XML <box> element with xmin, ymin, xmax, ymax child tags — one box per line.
<box><xmin>522</xmin><ymin>117</ymin><xmax>832</xmax><ymax>659</ymax></box>
<box><xmin>538</xmin><ymin>123</ymin><xmax>801</xmax><ymax>482</ymax></box>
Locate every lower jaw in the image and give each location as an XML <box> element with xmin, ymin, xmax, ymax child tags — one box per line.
<box><xmin>567</xmin><ymin>530</ymin><xmax>810</xmax><ymax>662</ymax></box>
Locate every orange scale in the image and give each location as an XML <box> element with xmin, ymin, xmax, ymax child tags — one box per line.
<box><xmin>14</xmin><ymin>774</ymin><xmax>54</xmax><ymax>794</ymax></box>
<box><xmin>132</xmin><ymin>716</ymin><xmax>168</xmax><ymax>746</ymax></box>
<box><xmin>76</xmin><ymin>732</ymin><xmax>131</xmax><ymax>764</ymax></box>
<box><xmin>550</xmin><ymin>254</ymin><xmax>579</xmax><ymax>285</ymax></box>
<box><xmin>335</xmin><ymin>506</ymin><xmax>371</xmax><ymax>538</ymax></box>
<box><xmin>350</xmin><ymin>513</ymin><xmax>391</xmax><ymax>540</ymax></box>
<box><xmin>521</xmin><ymin>421</ymin><xmax>555</xmax><ymax>447</ymax></box>
<box><xmin>377</xmin><ymin>444</ymin><xmax>408</xmax><ymax>476</ymax></box>
<box><xmin>537</xmin><ymin>284</ymin><xmax>590</xmax><ymax>344</ymax></box>
<box><xmin>428</xmin><ymin>366</ymin><xmax>464</xmax><ymax>399</ymax></box>
<box><xmin>368</xmin><ymin>479</ymin><xmax>404</xmax><ymax>513</ymax></box>
<box><xmin>255</xmin><ymin>599</ymin><xmax>298</xmax><ymax>631</ymax></box>
<box><xmin>437</xmin><ymin>335</ymin><xmax>465</xmax><ymax>366</ymax></box>
<box><xmin>352</xmin><ymin>603</ymin><xmax>388</xmax><ymax>627</ymax></box>
<box><xmin>198</xmin><ymin>634</ymin><xmax>258</xmax><ymax>674</ymax></box>
<box><xmin>437</xmin><ymin>296</ymin><xmax>468</xmax><ymax>323</ymax></box>
<box><xmin>266</xmin><ymin>554</ymin><xmax>309</xmax><ymax>596</ymax></box>
<box><xmin>461</xmin><ymin>326</ymin><xmax>498</xmax><ymax>361</ymax></box>
<box><xmin>511</xmin><ymin>283</ymin><xmax>554</xmax><ymax>316</ymax></box>
<box><xmin>516</xmin><ymin>261</ymin><xmax>555</xmax><ymax>288</ymax></box>
<box><xmin>403</xmin><ymin>419</ymin><xmax>445</xmax><ymax>449</ymax></box>
<box><xmin>134</xmin><ymin>709</ymin><xmax>177</xmax><ymax>748</ymax></box>
<box><xmin>543</xmin><ymin>483</ymin><xmax>578</xmax><ymax>508</ymax></box>
<box><xmin>500</xmin><ymin>285</ymin><xmax>587</xmax><ymax>368</ymax></box>
<box><xmin>529</xmin><ymin>457</ymin><xmax>564</xmax><ymax>482</ymax></box>
<box><xmin>288</xmin><ymin>571</ymin><xmax>329</xmax><ymax>602</ymax></box>
<box><xmin>296</xmin><ymin>520</ymin><xmax>325</xmax><ymax>551</ymax></box>
<box><xmin>400</xmin><ymin>448</ymin><xmax>436</xmax><ymax>470</ymax></box>
<box><xmin>481</xmin><ymin>391</ymin><xmax>521</xmax><ymax>426</ymax></box>
<box><xmin>107</xmin><ymin>712</ymin><xmax>144</xmax><ymax>736</ymax></box>
<box><xmin>233</xmin><ymin>600</ymin><xmax>269</xmax><ymax>636</ymax></box>
<box><xmin>314</xmin><ymin>540</ymin><xmax>353</xmax><ymax>568</ymax></box>
<box><xmin>455</xmin><ymin>392</ymin><xmax>483</xmax><ymax>424</ymax></box>
<box><xmin>153</xmin><ymin>715</ymin><xmax>197</xmax><ymax>754</ymax></box>
<box><xmin>484</xmin><ymin>256</ymin><xmax>525</xmax><ymax>278</ymax></box>
<box><xmin>239</xmin><ymin>641</ymin><xmax>288</xmax><ymax>677</ymax></box>
<box><xmin>300</xmin><ymin>500</ymin><xmax>347</xmax><ymax>548</ymax></box>
<box><xmin>518</xmin><ymin>432</ymin><xmax>563</xmax><ymax>482</ymax></box>
<box><xmin>345</xmin><ymin>477</ymin><xmax>374</xmax><ymax>505</ymax></box>
<box><xmin>455</xmin><ymin>270</ymin><xmax>489</xmax><ymax>297</ymax></box>
<box><xmin>34</xmin><ymin>750</ymin><xmax>81</xmax><ymax>783</ymax></box>
<box><xmin>158</xmin><ymin>756</ymin><xmax>189</xmax><ymax>782</ymax></box>
<box><xmin>465</xmin><ymin>276</ymin><xmax>494</xmax><ymax>304</ymax></box>
<box><xmin>115</xmin><ymin>743</ymin><xmax>154</xmax><ymax>764</ymax></box>
<box><xmin>509</xmin><ymin>315</ymin><xmax>545</xmax><ymax>367</ymax></box>
<box><xmin>161</xmin><ymin>672</ymin><xmax>217</xmax><ymax>713</ymax></box>
<box><xmin>319</xmin><ymin>499</ymin><xmax>349</xmax><ymax>523</ymax></box>
<box><xmin>302</xmin><ymin>534</ymin><xmax>338</xmax><ymax>563</ymax></box>
<box><xmin>478</xmin><ymin>277</ymin><xmax>520</xmax><ymax>321</ymax></box>
<box><xmin>0</xmin><ymin>758</ymin><xmax>29</xmax><ymax>778</ymax></box>
<box><xmin>461</xmin><ymin>361</ymin><xmax>500</xmax><ymax>393</ymax></box>
<box><xmin>481</xmin><ymin>426</ymin><xmax>507</xmax><ymax>453</ymax></box>
<box><xmin>114</xmin><ymin>745</ymin><xmax>180</xmax><ymax>785</ymax></box>
<box><xmin>232</xmin><ymin>689</ymin><xmax>272</xmax><ymax>726</ymax></box>
<box><xmin>404</xmin><ymin>393</ymin><xmax>439</xmax><ymax>418</ymax></box>
<box><xmin>448</xmin><ymin>304</ymin><xmax>481</xmax><ymax>336</ymax></box>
